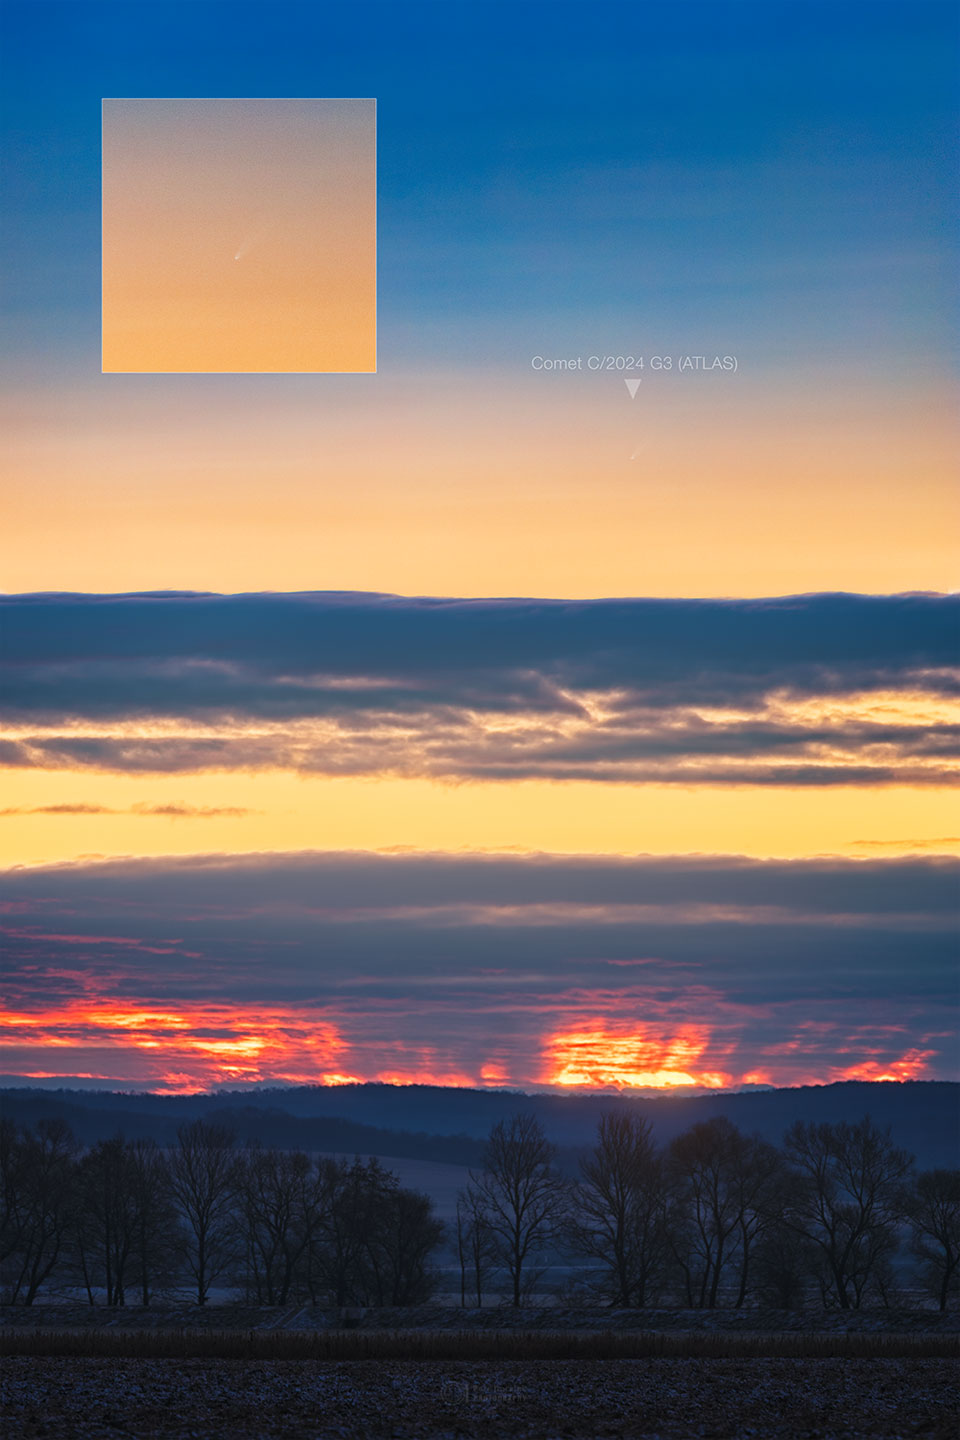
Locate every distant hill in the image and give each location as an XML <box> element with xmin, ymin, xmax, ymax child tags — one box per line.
<box><xmin>0</xmin><ymin>1093</ymin><xmax>486</xmax><ymax>1167</ymax></box>
<box><xmin>1</xmin><ymin>1079</ymin><xmax>956</xmax><ymax>1171</ymax></box>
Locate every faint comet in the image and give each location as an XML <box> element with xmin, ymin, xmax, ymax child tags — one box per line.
<box><xmin>233</xmin><ymin>223</ymin><xmax>268</xmax><ymax>262</ymax></box>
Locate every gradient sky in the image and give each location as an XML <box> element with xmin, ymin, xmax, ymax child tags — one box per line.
<box><xmin>102</xmin><ymin>98</ymin><xmax>375</xmax><ymax>372</ymax></box>
<box><xmin>3</xmin><ymin>0</ymin><xmax>957</xmax><ymax>594</ymax></box>
<box><xmin>0</xmin><ymin>0</ymin><xmax>957</xmax><ymax>1092</ymax></box>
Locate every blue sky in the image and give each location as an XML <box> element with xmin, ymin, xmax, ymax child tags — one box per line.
<box><xmin>3</xmin><ymin>0</ymin><xmax>957</xmax><ymax>373</ymax></box>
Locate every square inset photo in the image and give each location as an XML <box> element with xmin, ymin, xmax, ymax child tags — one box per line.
<box><xmin>102</xmin><ymin>98</ymin><xmax>376</xmax><ymax>373</ymax></box>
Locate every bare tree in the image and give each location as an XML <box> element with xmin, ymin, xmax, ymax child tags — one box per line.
<box><xmin>238</xmin><ymin>1143</ymin><xmax>301</xmax><ymax>1305</ymax></box>
<box><xmin>236</xmin><ymin>1143</ymin><xmax>330</xmax><ymax>1305</ymax></box>
<box><xmin>301</xmin><ymin>1157</ymin><xmax>341</xmax><ymax>1305</ymax></box>
<box><xmin>469</xmin><ymin>1113</ymin><xmax>566</xmax><ymax>1307</ymax></box>
<box><xmin>729</xmin><ymin>1134</ymin><xmax>790</xmax><ymax>1308</ymax></box>
<box><xmin>667</xmin><ymin>1117</ymin><xmax>743</xmax><ymax>1309</ymax></box>
<box><xmin>128</xmin><ymin>1138</ymin><xmax>179</xmax><ymax>1307</ymax></box>
<box><xmin>77</xmin><ymin>1135</ymin><xmax>138</xmax><ymax>1305</ymax></box>
<box><xmin>366</xmin><ymin>1182</ymin><xmax>445</xmax><ymax>1306</ymax></box>
<box><xmin>168</xmin><ymin>1120</ymin><xmax>237</xmax><ymax>1305</ymax></box>
<box><xmin>1</xmin><ymin>1119</ymin><xmax>27</xmax><ymax>1290</ymax></box>
<box><xmin>313</xmin><ymin>1156</ymin><xmax>387</xmax><ymax>1307</ymax></box>
<box><xmin>6</xmin><ymin>1121</ymin><xmax>76</xmax><ymax>1305</ymax></box>
<box><xmin>456</xmin><ymin>1186</ymin><xmax>497</xmax><ymax>1307</ymax></box>
<box><xmin>568</xmin><ymin>1111</ymin><xmax>667</xmax><ymax>1307</ymax></box>
<box><xmin>905</xmin><ymin>1169</ymin><xmax>960</xmax><ymax>1311</ymax></box>
<box><xmin>783</xmin><ymin>1116</ymin><xmax>913</xmax><ymax>1310</ymax></box>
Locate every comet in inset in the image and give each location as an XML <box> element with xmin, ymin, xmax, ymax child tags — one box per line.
<box><xmin>233</xmin><ymin>222</ymin><xmax>268</xmax><ymax>262</ymax></box>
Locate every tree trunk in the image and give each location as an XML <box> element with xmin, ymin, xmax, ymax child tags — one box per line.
<box><xmin>708</xmin><ymin>1242</ymin><xmax>723</xmax><ymax>1309</ymax></box>
<box><xmin>697</xmin><ymin>1257</ymin><xmax>710</xmax><ymax>1309</ymax></box>
<box><xmin>735</xmin><ymin>1233</ymin><xmax>750</xmax><ymax>1308</ymax></box>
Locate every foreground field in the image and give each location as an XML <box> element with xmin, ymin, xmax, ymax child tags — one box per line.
<box><xmin>5</xmin><ymin>1305</ymin><xmax>958</xmax><ymax>1334</ymax></box>
<box><xmin>3</xmin><ymin>1355</ymin><xmax>957</xmax><ymax>1439</ymax></box>
<box><xmin>2</xmin><ymin>1327</ymin><xmax>957</xmax><ymax>1361</ymax></box>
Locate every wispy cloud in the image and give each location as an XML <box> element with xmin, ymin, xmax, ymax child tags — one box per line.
<box><xmin>0</xmin><ymin>803</ymin><xmax>254</xmax><ymax>818</ymax></box>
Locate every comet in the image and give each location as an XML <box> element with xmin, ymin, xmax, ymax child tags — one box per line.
<box><xmin>233</xmin><ymin>222</ymin><xmax>268</xmax><ymax>262</ymax></box>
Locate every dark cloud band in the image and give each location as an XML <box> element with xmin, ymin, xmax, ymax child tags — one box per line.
<box><xmin>1</xmin><ymin>590</ymin><xmax>956</xmax><ymax>784</ymax></box>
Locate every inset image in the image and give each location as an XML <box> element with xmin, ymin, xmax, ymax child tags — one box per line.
<box><xmin>102</xmin><ymin>98</ymin><xmax>376</xmax><ymax>373</ymax></box>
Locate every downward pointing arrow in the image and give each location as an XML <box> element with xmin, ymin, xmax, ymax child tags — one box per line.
<box><xmin>624</xmin><ymin>377</ymin><xmax>642</xmax><ymax>399</ymax></box>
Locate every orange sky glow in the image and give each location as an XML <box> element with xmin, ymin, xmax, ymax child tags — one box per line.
<box><xmin>0</xmin><ymin>997</ymin><xmax>939</xmax><ymax>1094</ymax></box>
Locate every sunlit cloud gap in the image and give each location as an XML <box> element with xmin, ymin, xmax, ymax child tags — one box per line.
<box><xmin>0</xmin><ymin>999</ymin><xmax>938</xmax><ymax>1095</ymax></box>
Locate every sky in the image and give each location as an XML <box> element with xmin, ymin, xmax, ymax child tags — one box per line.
<box><xmin>0</xmin><ymin>0</ymin><xmax>957</xmax><ymax>1093</ymax></box>
<box><xmin>102</xmin><ymin>98</ymin><xmax>376</xmax><ymax>372</ymax></box>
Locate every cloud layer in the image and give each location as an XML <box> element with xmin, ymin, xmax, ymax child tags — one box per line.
<box><xmin>1</xmin><ymin>591</ymin><xmax>957</xmax><ymax>786</ymax></box>
<box><xmin>2</xmin><ymin>849</ymin><xmax>954</xmax><ymax>1092</ymax></box>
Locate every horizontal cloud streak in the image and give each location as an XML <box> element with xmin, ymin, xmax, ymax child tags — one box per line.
<box><xmin>0</xmin><ymin>803</ymin><xmax>253</xmax><ymax>818</ymax></box>
<box><xmin>3</xmin><ymin>849</ymin><xmax>957</xmax><ymax>916</ymax></box>
<box><xmin>1</xmin><ymin>591</ymin><xmax>957</xmax><ymax>786</ymax></box>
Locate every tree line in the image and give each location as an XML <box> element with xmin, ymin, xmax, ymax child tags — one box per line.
<box><xmin>1</xmin><ymin>1119</ymin><xmax>441</xmax><ymax>1309</ymax></box>
<box><xmin>2</xmin><ymin>1110</ymin><xmax>957</xmax><ymax>1310</ymax></box>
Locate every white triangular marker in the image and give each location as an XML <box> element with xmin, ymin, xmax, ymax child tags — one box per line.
<box><xmin>624</xmin><ymin>377</ymin><xmax>642</xmax><ymax>399</ymax></box>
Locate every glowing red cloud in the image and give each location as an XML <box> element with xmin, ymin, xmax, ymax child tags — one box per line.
<box><xmin>0</xmin><ymin>1000</ymin><xmax>346</xmax><ymax>1092</ymax></box>
<box><xmin>542</xmin><ymin>1020</ymin><xmax>731</xmax><ymax>1090</ymax></box>
<box><xmin>828</xmin><ymin>1048</ymin><xmax>937</xmax><ymax>1083</ymax></box>
<box><xmin>0</xmin><ymin>995</ymin><xmax>941</xmax><ymax>1094</ymax></box>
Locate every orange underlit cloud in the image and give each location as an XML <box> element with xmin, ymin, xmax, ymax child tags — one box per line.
<box><xmin>0</xmin><ymin>1002</ymin><xmax>940</xmax><ymax>1094</ymax></box>
<box><xmin>828</xmin><ymin>1048</ymin><xmax>936</xmax><ymax>1083</ymax></box>
<box><xmin>542</xmin><ymin>1021</ymin><xmax>732</xmax><ymax>1090</ymax></box>
<box><xmin>0</xmin><ymin>1001</ymin><xmax>346</xmax><ymax>1092</ymax></box>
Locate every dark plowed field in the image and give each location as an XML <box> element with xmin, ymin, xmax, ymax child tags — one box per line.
<box><xmin>3</xmin><ymin>1355</ymin><xmax>958</xmax><ymax>1439</ymax></box>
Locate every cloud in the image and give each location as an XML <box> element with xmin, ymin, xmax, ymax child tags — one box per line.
<box><xmin>0</xmin><ymin>802</ymin><xmax>254</xmax><ymax>818</ymax></box>
<box><xmin>0</xmin><ymin>591</ymin><xmax>957</xmax><ymax>785</ymax></box>
<box><xmin>130</xmin><ymin>803</ymin><xmax>253</xmax><ymax>819</ymax></box>
<box><xmin>3</xmin><ymin>847</ymin><xmax>957</xmax><ymax>914</ymax></box>
<box><xmin>0</xmin><ymin>848</ymin><xmax>954</xmax><ymax>1091</ymax></box>
<box><xmin>0</xmin><ymin>803</ymin><xmax>113</xmax><ymax>815</ymax></box>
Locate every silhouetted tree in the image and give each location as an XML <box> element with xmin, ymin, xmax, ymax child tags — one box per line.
<box><xmin>1</xmin><ymin>1119</ymin><xmax>27</xmax><ymax>1289</ymax></box>
<box><xmin>666</xmin><ymin>1117</ymin><xmax>744</xmax><ymax>1308</ymax></box>
<box><xmin>470</xmin><ymin>1113</ymin><xmax>566</xmax><ymax>1307</ymax></box>
<box><xmin>128</xmin><ymin>1138</ymin><xmax>180</xmax><ymax>1307</ymax></box>
<box><xmin>237</xmin><ymin>1143</ymin><xmax>318</xmax><ymax>1305</ymax></box>
<box><xmin>456</xmin><ymin>1186</ymin><xmax>497</xmax><ymax>1307</ymax></box>
<box><xmin>729</xmin><ymin>1133</ymin><xmax>790</xmax><ymax>1307</ymax></box>
<box><xmin>313</xmin><ymin>1156</ymin><xmax>387</xmax><ymax>1306</ymax></box>
<box><xmin>905</xmin><ymin>1169</ymin><xmax>960</xmax><ymax>1311</ymax></box>
<box><xmin>5</xmin><ymin>1121</ymin><xmax>76</xmax><ymax>1305</ymax></box>
<box><xmin>783</xmin><ymin>1116</ymin><xmax>913</xmax><ymax>1309</ymax></box>
<box><xmin>365</xmin><ymin>1181</ymin><xmax>444</xmax><ymax>1305</ymax></box>
<box><xmin>77</xmin><ymin>1135</ymin><xmax>138</xmax><ymax>1305</ymax></box>
<box><xmin>168</xmin><ymin>1120</ymin><xmax>237</xmax><ymax>1305</ymax></box>
<box><xmin>568</xmin><ymin>1112</ymin><xmax>667</xmax><ymax>1307</ymax></box>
